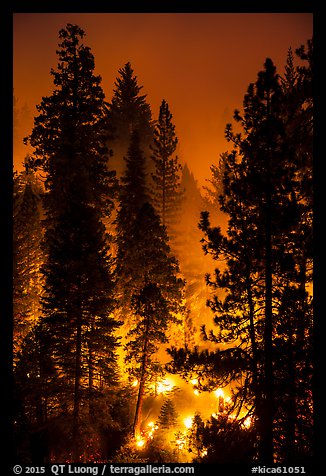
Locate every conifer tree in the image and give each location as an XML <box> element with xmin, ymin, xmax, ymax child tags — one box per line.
<box><xmin>151</xmin><ymin>99</ymin><xmax>183</xmax><ymax>239</ymax></box>
<box><xmin>24</xmin><ymin>24</ymin><xmax>119</xmax><ymax>450</ymax></box>
<box><xmin>272</xmin><ymin>42</ymin><xmax>313</xmax><ymax>462</ymax></box>
<box><xmin>115</xmin><ymin>130</ymin><xmax>184</xmax><ymax>438</ymax></box>
<box><xmin>157</xmin><ymin>398</ymin><xmax>179</xmax><ymax>430</ymax></box>
<box><xmin>123</xmin><ymin>202</ymin><xmax>184</xmax><ymax>438</ymax></box>
<box><xmin>203</xmin><ymin>52</ymin><xmax>312</xmax><ymax>463</ymax></box>
<box><xmin>187</xmin><ymin>412</ymin><xmax>205</xmax><ymax>459</ymax></box>
<box><xmin>115</xmin><ymin>130</ymin><xmax>150</xmax><ymax>314</ymax></box>
<box><xmin>107</xmin><ymin>62</ymin><xmax>154</xmax><ymax>177</ymax></box>
<box><xmin>169</xmin><ymin>48</ymin><xmax>313</xmax><ymax>463</ymax></box>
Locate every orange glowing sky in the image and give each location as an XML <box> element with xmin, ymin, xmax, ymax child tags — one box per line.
<box><xmin>13</xmin><ymin>13</ymin><xmax>313</xmax><ymax>187</ymax></box>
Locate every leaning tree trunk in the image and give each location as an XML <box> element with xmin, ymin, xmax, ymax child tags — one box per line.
<box><xmin>132</xmin><ymin>318</ymin><xmax>150</xmax><ymax>439</ymax></box>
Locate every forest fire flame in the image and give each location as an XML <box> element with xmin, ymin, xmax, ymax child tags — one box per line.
<box><xmin>147</xmin><ymin>421</ymin><xmax>158</xmax><ymax>439</ymax></box>
<box><xmin>135</xmin><ymin>437</ymin><xmax>145</xmax><ymax>448</ymax></box>
<box><xmin>183</xmin><ymin>416</ymin><xmax>193</xmax><ymax>429</ymax></box>
<box><xmin>12</xmin><ymin>17</ymin><xmax>313</xmax><ymax>465</ymax></box>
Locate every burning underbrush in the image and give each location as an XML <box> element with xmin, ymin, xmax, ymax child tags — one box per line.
<box><xmin>112</xmin><ymin>373</ymin><xmax>255</xmax><ymax>463</ymax></box>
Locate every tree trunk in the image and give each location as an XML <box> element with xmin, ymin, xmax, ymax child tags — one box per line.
<box><xmin>285</xmin><ymin>330</ymin><xmax>297</xmax><ymax>461</ymax></box>
<box><xmin>73</xmin><ymin>306</ymin><xmax>82</xmax><ymax>446</ymax></box>
<box><xmin>88</xmin><ymin>341</ymin><xmax>94</xmax><ymax>417</ymax></box>
<box><xmin>133</xmin><ymin>316</ymin><xmax>150</xmax><ymax>439</ymax></box>
<box><xmin>162</xmin><ymin>157</ymin><xmax>166</xmax><ymax>227</ymax></box>
<box><xmin>260</xmin><ymin>144</ymin><xmax>275</xmax><ymax>464</ymax></box>
<box><xmin>133</xmin><ymin>369</ymin><xmax>147</xmax><ymax>439</ymax></box>
<box><xmin>237</xmin><ymin>189</ymin><xmax>263</xmax><ymax>446</ymax></box>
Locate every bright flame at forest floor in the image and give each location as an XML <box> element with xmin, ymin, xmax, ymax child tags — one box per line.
<box><xmin>136</xmin><ymin>437</ymin><xmax>146</xmax><ymax>448</ymax></box>
<box><xmin>129</xmin><ymin>374</ymin><xmax>253</xmax><ymax>459</ymax></box>
<box><xmin>129</xmin><ymin>374</ymin><xmax>255</xmax><ymax>464</ymax></box>
<box><xmin>183</xmin><ymin>416</ymin><xmax>193</xmax><ymax>429</ymax></box>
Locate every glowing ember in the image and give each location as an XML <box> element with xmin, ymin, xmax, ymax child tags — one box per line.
<box><xmin>136</xmin><ymin>437</ymin><xmax>145</xmax><ymax>448</ymax></box>
<box><xmin>243</xmin><ymin>416</ymin><xmax>252</xmax><ymax>428</ymax></box>
<box><xmin>214</xmin><ymin>388</ymin><xmax>224</xmax><ymax>398</ymax></box>
<box><xmin>190</xmin><ymin>378</ymin><xmax>198</xmax><ymax>385</ymax></box>
<box><xmin>146</xmin><ymin>421</ymin><xmax>157</xmax><ymax>440</ymax></box>
<box><xmin>183</xmin><ymin>416</ymin><xmax>193</xmax><ymax>428</ymax></box>
<box><xmin>200</xmin><ymin>449</ymin><xmax>208</xmax><ymax>457</ymax></box>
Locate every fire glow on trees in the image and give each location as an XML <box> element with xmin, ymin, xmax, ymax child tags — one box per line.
<box><xmin>127</xmin><ymin>372</ymin><xmax>253</xmax><ymax>451</ymax></box>
<box><xmin>127</xmin><ymin>374</ymin><xmax>254</xmax><ymax>459</ymax></box>
<box><xmin>12</xmin><ymin>17</ymin><xmax>313</xmax><ymax>465</ymax></box>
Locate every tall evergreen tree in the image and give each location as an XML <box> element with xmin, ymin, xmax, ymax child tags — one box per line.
<box><xmin>24</xmin><ymin>24</ymin><xmax>119</xmax><ymax>451</ymax></box>
<box><xmin>169</xmin><ymin>48</ymin><xmax>313</xmax><ymax>464</ymax></box>
<box><xmin>115</xmin><ymin>130</ymin><xmax>184</xmax><ymax>439</ymax></box>
<box><xmin>272</xmin><ymin>42</ymin><xmax>313</xmax><ymax>462</ymax></box>
<box><xmin>157</xmin><ymin>398</ymin><xmax>179</xmax><ymax>430</ymax></box>
<box><xmin>151</xmin><ymin>99</ymin><xmax>183</xmax><ymax>239</ymax></box>
<box><xmin>203</xmin><ymin>53</ymin><xmax>312</xmax><ymax>463</ymax></box>
<box><xmin>115</xmin><ymin>130</ymin><xmax>150</xmax><ymax>315</ymax></box>
<box><xmin>106</xmin><ymin>62</ymin><xmax>154</xmax><ymax>178</ymax></box>
<box><xmin>123</xmin><ymin>202</ymin><xmax>184</xmax><ymax>438</ymax></box>
<box><xmin>220</xmin><ymin>56</ymin><xmax>310</xmax><ymax>463</ymax></box>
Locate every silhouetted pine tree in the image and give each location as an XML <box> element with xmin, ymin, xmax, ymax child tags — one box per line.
<box><xmin>221</xmin><ymin>57</ymin><xmax>287</xmax><ymax>463</ymax></box>
<box><xmin>123</xmin><ymin>203</ymin><xmax>184</xmax><ymax>438</ymax></box>
<box><xmin>14</xmin><ymin>320</ymin><xmax>57</xmax><ymax>430</ymax></box>
<box><xmin>115</xmin><ymin>130</ymin><xmax>150</xmax><ymax>315</ymax></box>
<box><xmin>114</xmin><ymin>129</ymin><xmax>184</xmax><ymax>439</ymax></box>
<box><xmin>197</xmin><ymin>414</ymin><xmax>255</xmax><ymax>464</ymax></box>
<box><xmin>24</xmin><ymin>24</ymin><xmax>119</xmax><ymax>452</ymax></box>
<box><xmin>169</xmin><ymin>48</ymin><xmax>313</xmax><ymax>464</ymax></box>
<box><xmin>157</xmin><ymin>398</ymin><xmax>178</xmax><ymax>430</ymax></box>
<box><xmin>151</xmin><ymin>99</ymin><xmax>183</xmax><ymax>240</ymax></box>
<box><xmin>106</xmin><ymin>62</ymin><xmax>154</xmax><ymax>178</ymax></box>
<box><xmin>272</xmin><ymin>42</ymin><xmax>313</xmax><ymax>463</ymax></box>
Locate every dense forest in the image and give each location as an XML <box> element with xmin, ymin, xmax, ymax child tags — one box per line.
<box><xmin>13</xmin><ymin>24</ymin><xmax>313</xmax><ymax>465</ymax></box>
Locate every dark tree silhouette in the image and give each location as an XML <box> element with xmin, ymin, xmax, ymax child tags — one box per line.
<box><xmin>157</xmin><ymin>398</ymin><xmax>179</xmax><ymax>430</ymax></box>
<box><xmin>122</xmin><ymin>203</ymin><xmax>184</xmax><ymax>438</ymax></box>
<box><xmin>169</xmin><ymin>46</ymin><xmax>313</xmax><ymax>464</ymax></box>
<box><xmin>24</xmin><ymin>24</ymin><xmax>119</xmax><ymax>455</ymax></box>
<box><xmin>151</xmin><ymin>99</ymin><xmax>183</xmax><ymax>240</ymax></box>
<box><xmin>106</xmin><ymin>62</ymin><xmax>154</xmax><ymax>178</ymax></box>
<box><xmin>115</xmin><ymin>130</ymin><xmax>150</xmax><ymax>318</ymax></box>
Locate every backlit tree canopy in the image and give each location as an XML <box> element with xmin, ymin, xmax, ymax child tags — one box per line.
<box><xmin>13</xmin><ymin>23</ymin><xmax>313</xmax><ymax>466</ymax></box>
